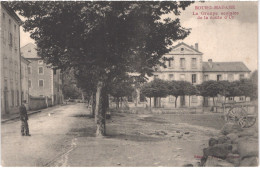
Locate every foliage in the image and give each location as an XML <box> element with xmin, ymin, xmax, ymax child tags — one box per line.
<box><xmin>238</xmin><ymin>79</ymin><xmax>257</xmax><ymax>100</ymax></box>
<box><xmin>62</xmin><ymin>68</ymin><xmax>82</xmax><ymax>99</ymax></box>
<box><xmin>8</xmin><ymin>1</ymin><xmax>193</xmax><ymax>78</ymax></box>
<box><xmin>109</xmin><ymin>77</ymin><xmax>134</xmax><ymax>98</ymax></box>
<box><xmin>141</xmin><ymin>79</ymin><xmax>169</xmax><ymax>98</ymax></box>
<box><xmin>167</xmin><ymin>80</ymin><xmax>196</xmax><ymax>107</ymax></box>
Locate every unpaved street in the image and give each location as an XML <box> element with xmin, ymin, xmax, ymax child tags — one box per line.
<box><xmin>1</xmin><ymin>103</ymin><xmax>225</xmax><ymax>167</ymax></box>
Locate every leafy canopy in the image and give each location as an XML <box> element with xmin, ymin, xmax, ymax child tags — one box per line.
<box><xmin>8</xmin><ymin>1</ymin><xmax>193</xmax><ymax>79</ymax></box>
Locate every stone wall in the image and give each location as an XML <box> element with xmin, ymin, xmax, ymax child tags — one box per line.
<box><xmin>29</xmin><ymin>96</ymin><xmax>52</xmax><ymax>111</ymax></box>
<box><xmin>200</xmin><ymin>122</ymin><xmax>258</xmax><ymax>167</ymax></box>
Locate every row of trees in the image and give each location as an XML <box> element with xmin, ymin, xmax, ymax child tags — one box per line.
<box><xmin>141</xmin><ymin>78</ymin><xmax>257</xmax><ymax>108</ymax></box>
<box><xmin>141</xmin><ymin>79</ymin><xmax>197</xmax><ymax>108</ymax></box>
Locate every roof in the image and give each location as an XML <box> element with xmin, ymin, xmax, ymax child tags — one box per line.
<box><xmin>1</xmin><ymin>2</ymin><xmax>23</xmax><ymax>25</ymax></box>
<box><xmin>203</xmin><ymin>62</ymin><xmax>251</xmax><ymax>72</ymax></box>
<box><xmin>21</xmin><ymin>56</ymin><xmax>30</xmax><ymax>65</ymax></box>
<box><xmin>21</xmin><ymin>43</ymin><xmax>41</xmax><ymax>59</ymax></box>
<box><xmin>171</xmin><ymin>42</ymin><xmax>203</xmax><ymax>54</ymax></box>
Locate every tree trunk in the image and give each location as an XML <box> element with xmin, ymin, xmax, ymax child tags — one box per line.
<box><xmin>116</xmin><ymin>97</ymin><xmax>119</xmax><ymax>109</ymax></box>
<box><xmin>175</xmin><ymin>96</ymin><xmax>178</xmax><ymax>108</ymax></box>
<box><xmin>213</xmin><ymin>97</ymin><xmax>215</xmax><ymax>106</ymax></box>
<box><xmin>150</xmin><ymin>97</ymin><xmax>151</xmax><ymax>108</ymax></box>
<box><xmin>120</xmin><ymin>97</ymin><xmax>122</xmax><ymax>108</ymax></box>
<box><xmin>154</xmin><ymin>97</ymin><xmax>157</xmax><ymax>108</ymax></box>
<box><xmin>95</xmin><ymin>81</ymin><xmax>106</xmax><ymax>137</ymax></box>
<box><xmin>189</xmin><ymin>96</ymin><xmax>190</xmax><ymax>107</ymax></box>
<box><xmin>91</xmin><ymin>93</ymin><xmax>96</xmax><ymax>118</ymax></box>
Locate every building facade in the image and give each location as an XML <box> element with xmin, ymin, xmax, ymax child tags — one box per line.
<box><xmin>1</xmin><ymin>3</ymin><xmax>23</xmax><ymax>115</ymax></box>
<box><xmin>21</xmin><ymin>56</ymin><xmax>30</xmax><ymax>103</ymax></box>
<box><xmin>21</xmin><ymin>43</ymin><xmax>63</xmax><ymax>106</ymax></box>
<box><xmin>147</xmin><ymin>42</ymin><xmax>251</xmax><ymax>108</ymax></box>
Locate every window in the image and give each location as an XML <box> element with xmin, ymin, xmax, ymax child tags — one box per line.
<box><xmin>28</xmin><ymin>66</ymin><xmax>31</xmax><ymax>74</ymax></box>
<box><xmin>11</xmin><ymin>90</ymin><xmax>14</xmax><ymax>106</ymax></box>
<box><xmin>191</xmin><ymin>96</ymin><xmax>197</xmax><ymax>103</ymax></box>
<box><xmin>16</xmin><ymin>90</ymin><xmax>19</xmax><ymax>106</ymax></box>
<box><xmin>192</xmin><ymin>58</ymin><xmax>197</xmax><ymax>68</ymax></box>
<box><xmin>4</xmin><ymin>79</ymin><xmax>8</xmax><ymax>88</ymax></box>
<box><xmin>38</xmin><ymin>67</ymin><xmax>44</xmax><ymax>74</ymax></box>
<box><xmin>169</xmin><ymin>96</ymin><xmax>175</xmax><ymax>103</ymax></box>
<box><xmin>154</xmin><ymin>75</ymin><xmax>158</xmax><ymax>79</ymax></box>
<box><xmin>204</xmin><ymin>75</ymin><xmax>209</xmax><ymax>81</ymax></box>
<box><xmin>169</xmin><ymin>74</ymin><xmax>174</xmax><ymax>80</ymax></box>
<box><xmin>229</xmin><ymin>97</ymin><xmax>233</xmax><ymax>101</ymax></box>
<box><xmin>39</xmin><ymin>80</ymin><xmax>44</xmax><ymax>87</ymax></box>
<box><xmin>192</xmin><ymin>74</ymin><xmax>197</xmax><ymax>84</ymax></box>
<box><xmin>168</xmin><ymin>60</ymin><xmax>172</xmax><ymax>68</ymax></box>
<box><xmin>161</xmin><ymin>75</ymin><xmax>165</xmax><ymax>80</ymax></box>
<box><xmin>239</xmin><ymin>96</ymin><xmax>244</xmax><ymax>101</ymax></box>
<box><xmin>217</xmin><ymin>74</ymin><xmax>222</xmax><ymax>81</ymax></box>
<box><xmin>28</xmin><ymin>80</ymin><xmax>32</xmax><ymax>88</ymax></box>
<box><xmin>54</xmin><ymin>69</ymin><xmax>56</xmax><ymax>75</ymax></box>
<box><xmin>181</xmin><ymin>48</ymin><xmax>184</xmax><ymax>51</ymax></box>
<box><xmin>228</xmin><ymin>74</ymin><xmax>234</xmax><ymax>81</ymax></box>
<box><xmin>180</xmin><ymin>74</ymin><xmax>185</xmax><ymax>81</ymax></box>
<box><xmin>14</xmin><ymin>24</ymin><xmax>16</xmax><ymax>30</ymax></box>
<box><xmin>38</xmin><ymin>60</ymin><xmax>43</xmax><ymax>65</ymax></box>
<box><xmin>180</xmin><ymin>58</ymin><xmax>185</xmax><ymax>68</ymax></box>
<box><xmin>239</xmin><ymin>74</ymin><xmax>245</xmax><ymax>80</ymax></box>
<box><xmin>2</xmin><ymin>12</ymin><xmax>5</xmax><ymax>19</ymax></box>
<box><xmin>9</xmin><ymin>33</ymin><xmax>12</xmax><ymax>47</ymax></box>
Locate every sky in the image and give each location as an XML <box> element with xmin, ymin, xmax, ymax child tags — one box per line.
<box><xmin>20</xmin><ymin>1</ymin><xmax>258</xmax><ymax>71</ymax></box>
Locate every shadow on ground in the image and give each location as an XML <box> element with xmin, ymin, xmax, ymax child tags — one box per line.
<box><xmin>71</xmin><ymin>114</ymin><xmax>93</xmax><ymax>119</ymax></box>
<box><xmin>105</xmin><ymin>131</ymin><xmax>163</xmax><ymax>142</ymax></box>
<box><xmin>67</xmin><ymin>127</ymin><xmax>96</xmax><ymax>137</ymax></box>
<box><xmin>138</xmin><ymin>117</ymin><xmax>169</xmax><ymax>124</ymax></box>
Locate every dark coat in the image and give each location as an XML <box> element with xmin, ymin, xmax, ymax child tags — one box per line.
<box><xmin>19</xmin><ymin>104</ymin><xmax>28</xmax><ymax>121</ymax></box>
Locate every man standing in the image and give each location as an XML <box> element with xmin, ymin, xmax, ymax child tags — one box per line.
<box><xmin>19</xmin><ymin>100</ymin><xmax>31</xmax><ymax>136</ymax></box>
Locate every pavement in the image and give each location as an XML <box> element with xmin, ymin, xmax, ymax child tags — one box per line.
<box><xmin>1</xmin><ymin>103</ymin><xmax>225</xmax><ymax>167</ymax></box>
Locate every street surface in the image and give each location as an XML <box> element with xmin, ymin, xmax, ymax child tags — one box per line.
<box><xmin>1</xmin><ymin>103</ymin><xmax>225</xmax><ymax>167</ymax></box>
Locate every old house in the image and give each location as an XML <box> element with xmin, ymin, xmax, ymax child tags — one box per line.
<box><xmin>1</xmin><ymin>3</ymin><xmax>23</xmax><ymax>115</ymax></box>
<box><xmin>21</xmin><ymin>43</ymin><xmax>63</xmax><ymax>109</ymax></box>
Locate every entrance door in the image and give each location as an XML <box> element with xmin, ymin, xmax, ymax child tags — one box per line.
<box><xmin>203</xmin><ymin>97</ymin><xmax>209</xmax><ymax>107</ymax></box>
<box><xmin>4</xmin><ymin>89</ymin><xmax>9</xmax><ymax>114</ymax></box>
<box><xmin>180</xmin><ymin>96</ymin><xmax>185</xmax><ymax>107</ymax></box>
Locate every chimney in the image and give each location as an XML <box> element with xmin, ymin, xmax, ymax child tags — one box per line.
<box><xmin>208</xmin><ymin>59</ymin><xmax>213</xmax><ymax>68</ymax></box>
<box><xmin>195</xmin><ymin>43</ymin><xmax>198</xmax><ymax>51</ymax></box>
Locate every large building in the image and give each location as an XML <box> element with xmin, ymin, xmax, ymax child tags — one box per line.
<box><xmin>21</xmin><ymin>43</ymin><xmax>63</xmax><ymax>105</ymax></box>
<box><xmin>149</xmin><ymin>42</ymin><xmax>251</xmax><ymax>108</ymax></box>
<box><xmin>1</xmin><ymin>3</ymin><xmax>23</xmax><ymax>115</ymax></box>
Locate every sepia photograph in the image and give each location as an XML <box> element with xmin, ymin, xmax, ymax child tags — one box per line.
<box><xmin>0</xmin><ymin>0</ymin><xmax>259</xmax><ymax>167</ymax></box>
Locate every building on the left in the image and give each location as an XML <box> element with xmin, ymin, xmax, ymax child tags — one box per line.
<box><xmin>1</xmin><ymin>2</ymin><xmax>23</xmax><ymax>115</ymax></box>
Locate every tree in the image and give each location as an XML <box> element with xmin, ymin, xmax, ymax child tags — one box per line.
<box><xmin>109</xmin><ymin>76</ymin><xmax>134</xmax><ymax>109</ymax></box>
<box><xmin>184</xmin><ymin>83</ymin><xmax>197</xmax><ymax>107</ymax></box>
<box><xmin>62</xmin><ymin>68</ymin><xmax>82</xmax><ymax>99</ymax></box>
<box><xmin>238</xmin><ymin>79</ymin><xmax>257</xmax><ymax>101</ymax></box>
<box><xmin>141</xmin><ymin>79</ymin><xmax>168</xmax><ymax>108</ymax></box>
<box><xmin>197</xmin><ymin>81</ymin><xmax>218</xmax><ymax>106</ymax></box>
<box><xmin>217</xmin><ymin>81</ymin><xmax>231</xmax><ymax>102</ymax></box>
<box><xmin>9</xmin><ymin>1</ymin><xmax>193</xmax><ymax>136</ymax></box>
<box><xmin>250</xmin><ymin>70</ymin><xmax>258</xmax><ymax>100</ymax></box>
